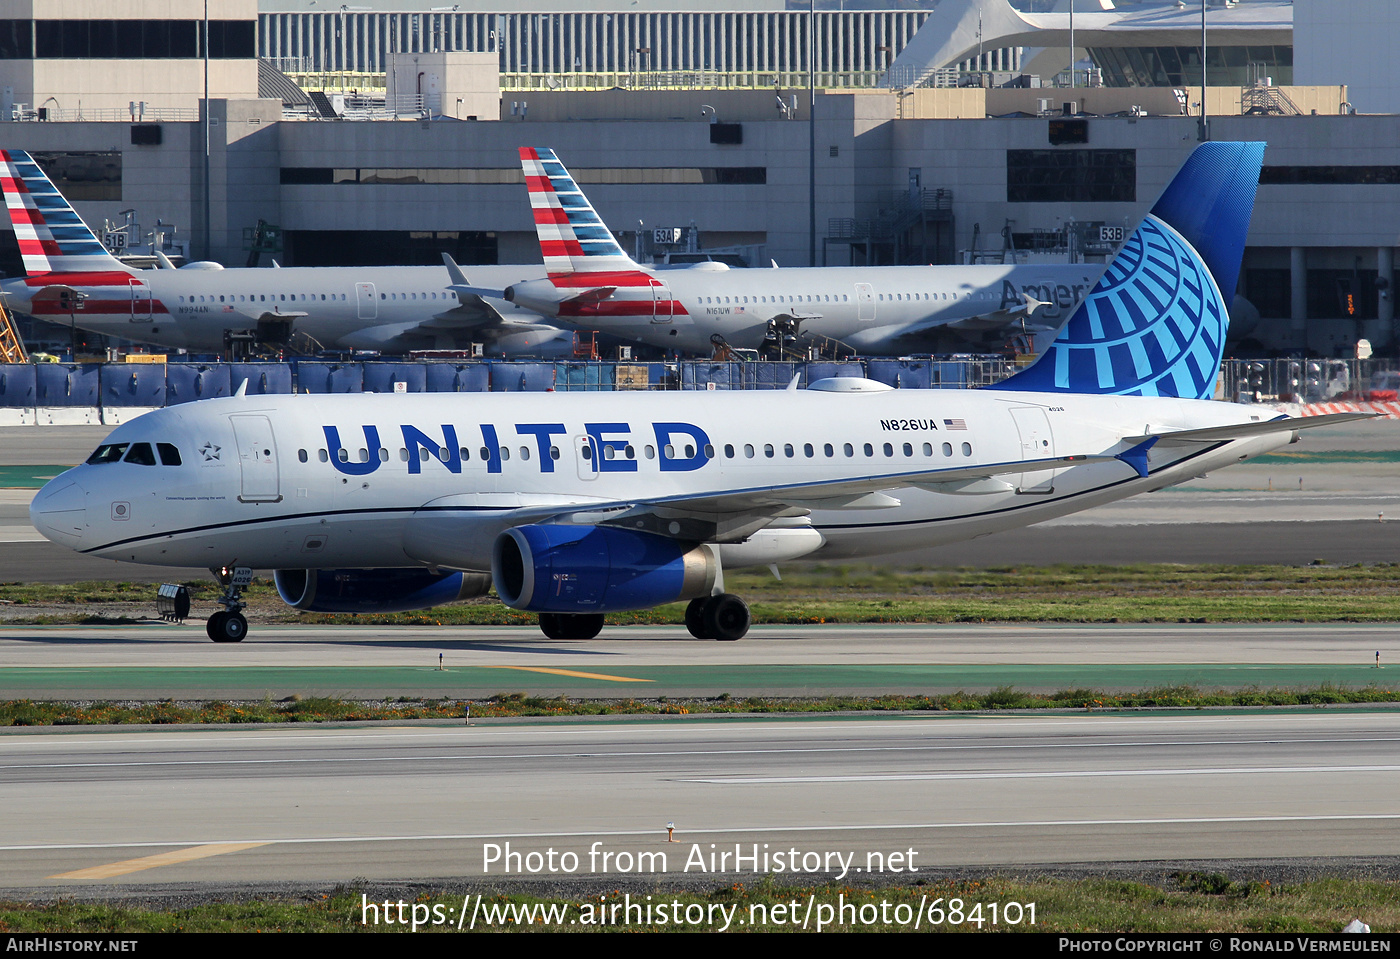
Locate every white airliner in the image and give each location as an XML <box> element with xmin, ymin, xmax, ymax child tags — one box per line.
<box><xmin>0</xmin><ymin>149</ymin><xmax>570</xmax><ymax>356</ymax></box>
<box><xmin>28</xmin><ymin>142</ymin><xmax>1362</xmax><ymax>643</ymax></box>
<box><xmin>491</xmin><ymin>147</ymin><xmax>1107</xmax><ymax>355</ymax></box>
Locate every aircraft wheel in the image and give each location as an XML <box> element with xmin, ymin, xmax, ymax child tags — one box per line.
<box><xmin>702</xmin><ymin>593</ymin><xmax>749</xmax><ymax>642</ymax></box>
<box><xmin>684</xmin><ymin>598</ymin><xmax>711</xmax><ymax>639</ymax></box>
<box><xmin>207</xmin><ymin>611</ymin><xmax>247</xmax><ymax>643</ymax></box>
<box><xmin>538</xmin><ymin>613</ymin><xmax>568</xmax><ymax>640</ymax></box>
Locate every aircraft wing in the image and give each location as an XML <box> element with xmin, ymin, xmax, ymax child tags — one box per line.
<box><xmin>551</xmin><ymin>451</ymin><xmax>1118</xmax><ymax>543</ymax></box>
<box><xmin>342</xmin><ymin>254</ymin><xmax>562</xmax><ymax>350</ymax></box>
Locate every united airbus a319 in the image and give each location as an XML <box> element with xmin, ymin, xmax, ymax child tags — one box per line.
<box><xmin>29</xmin><ymin>141</ymin><xmax>1363</xmax><ymax>643</ymax></box>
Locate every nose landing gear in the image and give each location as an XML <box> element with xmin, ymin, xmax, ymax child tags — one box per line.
<box><xmin>206</xmin><ymin>565</ymin><xmax>253</xmax><ymax>642</ymax></box>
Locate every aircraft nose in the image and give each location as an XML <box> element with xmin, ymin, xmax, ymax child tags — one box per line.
<box><xmin>29</xmin><ymin>478</ymin><xmax>87</xmax><ymax>548</ymax></box>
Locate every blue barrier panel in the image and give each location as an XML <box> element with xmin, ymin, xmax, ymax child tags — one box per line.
<box><xmin>554</xmin><ymin>362</ymin><xmax>615</xmax><ymax>391</ymax></box>
<box><xmin>165</xmin><ymin>364</ymin><xmax>231</xmax><ymax>405</ymax></box>
<box><xmin>866</xmin><ymin>359</ymin><xmax>932</xmax><ymax>390</ymax></box>
<box><xmin>296</xmin><ymin>362</ymin><xmax>364</xmax><ymax>393</ymax></box>
<box><xmin>100</xmin><ymin>363</ymin><xmax>166</xmax><ymax>407</ymax></box>
<box><xmin>226</xmin><ymin>363</ymin><xmax>293</xmax><ymax>396</ymax></box>
<box><xmin>35</xmin><ymin>364</ymin><xmax>100</xmax><ymax>406</ymax></box>
<box><xmin>489</xmin><ymin>362</ymin><xmax>556</xmax><ymax>392</ymax></box>
<box><xmin>0</xmin><ymin>364</ymin><xmax>36</xmax><ymax>406</ymax></box>
<box><xmin>680</xmin><ymin>361</ymin><xmax>739</xmax><ymax>390</ymax></box>
<box><xmin>424</xmin><ymin>363</ymin><xmax>490</xmax><ymax>392</ymax></box>
<box><xmin>363</xmin><ymin>362</ymin><xmax>428</xmax><ymax>394</ymax></box>
<box><xmin>930</xmin><ymin>362</ymin><xmax>969</xmax><ymax>388</ymax></box>
<box><xmin>743</xmin><ymin>361</ymin><xmax>801</xmax><ymax>390</ymax></box>
<box><xmin>803</xmin><ymin>361</ymin><xmax>866</xmax><ymax>384</ymax></box>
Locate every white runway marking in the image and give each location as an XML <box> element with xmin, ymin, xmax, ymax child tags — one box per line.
<box><xmin>9</xmin><ymin>814</ymin><xmax>1400</xmax><ymax>855</ymax></box>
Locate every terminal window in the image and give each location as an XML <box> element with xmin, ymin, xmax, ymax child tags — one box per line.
<box><xmin>1006</xmin><ymin>149</ymin><xmax>1135</xmax><ymax>204</ymax></box>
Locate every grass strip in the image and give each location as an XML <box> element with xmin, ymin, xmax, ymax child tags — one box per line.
<box><xmin>5</xmin><ymin>684</ymin><xmax>1400</xmax><ymax>726</ymax></box>
<box><xmin>0</xmin><ymin>874</ymin><xmax>1394</xmax><ymax>932</ymax></box>
<box><xmin>8</xmin><ymin>563</ymin><xmax>1400</xmax><ymax>625</ymax></box>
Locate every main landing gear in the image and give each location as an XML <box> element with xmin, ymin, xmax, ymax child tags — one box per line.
<box><xmin>206</xmin><ymin>565</ymin><xmax>253</xmax><ymax>643</ymax></box>
<box><xmin>684</xmin><ymin>593</ymin><xmax>751</xmax><ymax>641</ymax></box>
<box><xmin>535</xmin><ymin>594</ymin><xmax>752</xmax><ymax>641</ymax></box>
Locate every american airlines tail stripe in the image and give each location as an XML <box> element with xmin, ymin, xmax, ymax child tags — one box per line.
<box><xmin>532</xmin><ymin>206</ymin><xmax>571</xmax><ymax>226</ymax></box>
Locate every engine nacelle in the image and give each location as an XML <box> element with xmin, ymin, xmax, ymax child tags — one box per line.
<box><xmin>274</xmin><ymin>568</ymin><xmax>492</xmax><ymax>614</ymax></box>
<box><xmin>492</xmin><ymin>525</ymin><xmax>718</xmax><ymax>613</ymax></box>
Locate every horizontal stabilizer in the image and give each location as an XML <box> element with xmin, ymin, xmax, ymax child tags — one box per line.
<box><xmin>565</xmin><ymin>286</ymin><xmax>617</xmax><ymax>306</ymax></box>
<box><xmin>1125</xmin><ymin>412</ymin><xmax>1377</xmax><ymax>448</ymax></box>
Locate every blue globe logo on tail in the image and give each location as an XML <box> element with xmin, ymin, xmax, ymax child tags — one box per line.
<box><xmin>994</xmin><ymin>141</ymin><xmax>1264</xmax><ymax>401</ymax></box>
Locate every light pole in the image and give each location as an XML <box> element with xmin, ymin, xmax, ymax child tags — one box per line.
<box><xmin>1068</xmin><ymin>0</ymin><xmax>1074</xmax><ymax>88</ymax></box>
<box><xmin>808</xmin><ymin>0</ymin><xmax>816</xmax><ymax>268</ymax></box>
<box><xmin>1198</xmin><ymin>0</ymin><xmax>1210</xmax><ymax>141</ymax></box>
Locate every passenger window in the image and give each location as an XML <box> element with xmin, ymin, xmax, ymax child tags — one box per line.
<box><xmin>804</xmin><ymin>443</ymin><xmax>814</xmax><ymax>457</ymax></box>
<box><xmin>784</xmin><ymin>443</ymin><xmax>794</xmax><ymax>457</ymax></box>
<box><xmin>724</xmin><ymin>444</ymin><xmax>735</xmax><ymax>458</ymax></box>
<box><xmin>763</xmin><ymin>444</ymin><xmax>774</xmax><ymax>458</ymax></box>
<box><xmin>297</xmin><ymin>449</ymin><xmax>307</xmax><ymax>464</ymax></box>
<box><xmin>318</xmin><ymin>449</ymin><xmax>329</xmax><ymax>462</ymax></box>
<box><xmin>942</xmin><ymin>443</ymin><xmax>953</xmax><ymax>456</ymax></box>
<box><xmin>843</xmin><ymin>443</ymin><xmax>854</xmax><ymax>457</ymax></box>
<box><xmin>962</xmin><ymin>442</ymin><xmax>973</xmax><ymax>456</ymax></box>
<box><xmin>124</xmin><ymin>443</ymin><xmax>157</xmax><ymax>466</ymax></box>
<box><xmin>863</xmin><ymin>443</ymin><xmax>874</xmax><ymax>457</ymax></box>
<box><xmin>883</xmin><ymin>443</ymin><xmax>893</xmax><ymax>456</ymax></box>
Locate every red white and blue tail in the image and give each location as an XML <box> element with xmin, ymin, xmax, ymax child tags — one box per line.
<box><xmin>0</xmin><ymin>150</ymin><xmax>125</xmax><ymax>276</ymax></box>
<box><xmin>520</xmin><ymin>147</ymin><xmax>638</xmax><ymax>277</ymax></box>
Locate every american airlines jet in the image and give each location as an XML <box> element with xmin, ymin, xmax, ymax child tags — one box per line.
<box><xmin>494</xmin><ymin>147</ymin><xmax>1108</xmax><ymax>355</ymax></box>
<box><xmin>0</xmin><ymin>150</ymin><xmax>570</xmax><ymax>356</ymax></box>
<box><xmin>29</xmin><ymin>142</ymin><xmax>1363</xmax><ymax>644</ymax></box>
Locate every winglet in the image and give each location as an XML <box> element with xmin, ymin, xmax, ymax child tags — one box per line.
<box><xmin>441</xmin><ymin>252</ymin><xmax>469</xmax><ymax>286</ymax></box>
<box><xmin>1115</xmin><ymin>437</ymin><xmax>1158</xmax><ymax>478</ymax></box>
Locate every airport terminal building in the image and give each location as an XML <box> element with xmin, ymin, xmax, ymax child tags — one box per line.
<box><xmin>0</xmin><ymin>0</ymin><xmax>1397</xmax><ymax>358</ymax></box>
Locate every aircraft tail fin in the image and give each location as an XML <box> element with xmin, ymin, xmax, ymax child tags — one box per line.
<box><xmin>0</xmin><ymin>150</ymin><xmax>126</xmax><ymax>275</ymax></box>
<box><xmin>991</xmin><ymin>141</ymin><xmax>1264</xmax><ymax>400</ymax></box>
<box><xmin>520</xmin><ymin>147</ymin><xmax>640</xmax><ymax>277</ymax></box>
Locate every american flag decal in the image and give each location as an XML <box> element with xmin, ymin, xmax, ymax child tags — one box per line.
<box><xmin>943</xmin><ymin>418</ymin><xmax>967</xmax><ymax>430</ymax></box>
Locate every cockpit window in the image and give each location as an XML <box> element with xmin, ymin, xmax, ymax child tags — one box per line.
<box><xmin>86</xmin><ymin>443</ymin><xmax>129</xmax><ymax>465</ymax></box>
<box><xmin>123</xmin><ymin>443</ymin><xmax>157</xmax><ymax>466</ymax></box>
<box><xmin>157</xmin><ymin>443</ymin><xmax>182</xmax><ymax>466</ymax></box>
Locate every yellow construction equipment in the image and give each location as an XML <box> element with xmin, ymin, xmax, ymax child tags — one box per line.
<box><xmin>0</xmin><ymin>300</ymin><xmax>26</xmax><ymax>363</ymax></box>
